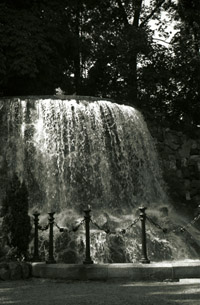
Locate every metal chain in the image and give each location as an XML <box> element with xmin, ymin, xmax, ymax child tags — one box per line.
<box><xmin>146</xmin><ymin>216</ymin><xmax>168</xmax><ymax>233</ymax></box>
<box><xmin>55</xmin><ymin>222</ymin><xmax>67</xmax><ymax>233</ymax></box>
<box><xmin>169</xmin><ymin>213</ymin><xmax>200</xmax><ymax>233</ymax></box>
<box><xmin>70</xmin><ymin>219</ymin><xmax>85</xmax><ymax>232</ymax></box>
<box><xmin>187</xmin><ymin>213</ymin><xmax>200</xmax><ymax>226</ymax></box>
<box><xmin>38</xmin><ymin>224</ymin><xmax>49</xmax><ymax>231</ymax></box>
<box><xmin>90</xmin><ymin>219</ymin><xmax>115</xmax><ymax>234</ymax></box>
<box><xmin>121</xmin><ymin>217</ymin><xmax>140</xmax><ymax>233</ymax></box>
<box><xmin>91</xmin><ymin>217</ymin><xmax>140</xmax><ymax>235</ymax></box>
<box><xmin>146</xmin><ymin>213</ymin><xmax>200</xmax><ymax>234</ymax></box>
<box><xmin>37</xmin><ymin>212</ymin><xmax>200</xmax><ymax>236</ymax></box>
<box><xmin>55</xmin><ymin>219</ymin><xmax>85</xmax><ymax>233</ymax></box>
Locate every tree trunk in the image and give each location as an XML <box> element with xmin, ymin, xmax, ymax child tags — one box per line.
<box><xmin>74</xmin><ymin>0</ymin><xmax>81</xmax><ymax>94</ymax></box>
<box><xmin>128</xmin><ymin>54</ymin><xmax>138</xmax><ymax>104</ymax></box>
<box><xmin>129</xmin><ymin>0</ymin><xmax>143</xmax><ymax>105</ymax></box>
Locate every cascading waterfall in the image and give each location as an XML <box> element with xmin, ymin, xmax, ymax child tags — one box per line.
<box><xmin>1</xmin><ymin>97</ymin><xmax>199</xmax><ymax>263</ymax></box>
<box><xmin>6</xmin><ymin>98</ymin><xmax>167</xmax><ymax>211</ymax></box>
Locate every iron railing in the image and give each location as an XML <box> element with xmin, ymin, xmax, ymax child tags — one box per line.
<box><xmin>32</xmin><ymin>206</ymin><xmax>200</xmax><ymax>264</ymax></box>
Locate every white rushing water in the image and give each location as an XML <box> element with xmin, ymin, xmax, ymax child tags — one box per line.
<box><xmin>4</xmin><ymin>97</ymin><xmax>199</xmax><ymax>262</ymax></box>
<box><xmin>6</xmin><ymin>97</ymin><xmax>168</xmax><ymax>213</ymax></box>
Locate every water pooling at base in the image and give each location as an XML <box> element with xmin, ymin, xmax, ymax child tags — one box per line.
<box><xmin>2</xmin><ymin>97</ymin><xmax>200</xmax><ymax>262</ymax></box>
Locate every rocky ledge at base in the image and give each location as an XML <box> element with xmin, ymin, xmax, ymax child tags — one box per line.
<box><xmin>32</xmin><ymin>260</ymin><xmax>200</xmax><ymax>281</ymax></box>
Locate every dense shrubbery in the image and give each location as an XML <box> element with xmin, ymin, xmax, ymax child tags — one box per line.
<box><xmin>0</xmin><ymin>174</ymin><xmax>31</xmax><ymax>260</ymax></box>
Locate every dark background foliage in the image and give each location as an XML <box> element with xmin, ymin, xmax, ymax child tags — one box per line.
<box><xmin>0</xmin><ymin>0</ymin><xmax>199</xmax><ymax>127</ymax></box>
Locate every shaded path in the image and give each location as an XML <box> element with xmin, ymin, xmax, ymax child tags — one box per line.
<box><xmin>1</xmin><ymin>278</ymin><xmax>200</xmax><ymax>305</ymax></box>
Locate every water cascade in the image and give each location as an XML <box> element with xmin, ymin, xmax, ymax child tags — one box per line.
<box><xmin>0</xmin><ymin>97</ymin><xmax>199</xmax><ymax>263</ymax></box>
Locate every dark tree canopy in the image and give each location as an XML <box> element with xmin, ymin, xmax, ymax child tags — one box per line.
<box><xmin>0</xmin><ymin>0</ymin><xmax>72</xmax><ymax>95</ymax></box>
<box><xmin>0</xmin><ymin>0</ymin><xmax>199</xmax><ymax>127</ymax></box>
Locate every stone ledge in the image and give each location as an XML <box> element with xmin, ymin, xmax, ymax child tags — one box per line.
<box><xmin>31</xmin><ymin>260</ymin><xmax>200</xmax><ymax>281</ymax></box>
<box><xmin>0</xmin><ymin>95</ymin><xmax>115</xmax><ymax>102</ymax></box>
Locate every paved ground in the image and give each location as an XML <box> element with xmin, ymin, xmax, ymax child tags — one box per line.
<box><xmin>1</xmin><ymin>278</ymin><xmax>200</xmax><ymax>305</ymax></box>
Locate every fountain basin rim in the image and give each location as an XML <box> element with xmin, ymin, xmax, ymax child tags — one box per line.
<box><xmin>0</xmin><ymin>95</ymin><xmax>135</xmax><ymax>109</ymax></box>
<box><xmin>32</xmin><ymin>260</ymin><xmax>200</xmax><ymax>281</ymax></box>
<box><xmin>0</xmin><ymin>95</ymin><xmax>116</xmax><ymax>103</ymax></box>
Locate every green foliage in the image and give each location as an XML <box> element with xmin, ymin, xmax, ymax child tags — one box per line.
<box><xmin>0</xmin><ymin>0</ymin><xmax>153</xmax><ymax>99</ymax></box>
<box><xmin>0</xmin><ymin>0</ymin><xmax>199</xmax><ymax>127</ymax></box>
<box><xmin>1</xmin><ymin>174</ymin><xmax>31</xmax><ymax>260</ymax></box>
<box><xmin>170</xmin><ymin>0</ymin><xmax>200</xmax><ymax>125</ymax></box>
<box><xmin>137</xmin><ymin>0</ymin><xmax>200</xmax><ymax>127</ymax></box>
<box><xmin>0</xmin><ymin>0</ymin><xmax>71</xmax><ymax>95</ymax></box>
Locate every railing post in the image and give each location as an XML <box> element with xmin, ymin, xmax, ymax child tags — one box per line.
<box><xmin>139</xmin><ymin>207</ymin><xmax>150</xmax><ymax>264</ymax></box>
<box><xmin>46</xmin><ymin>212</ymin><xmax>56</xmax><ymax>264</ymax></box>
<box><xmin>83</xmin><ymin>208</ymin><xmax>93</xmax><ymax>264</ymax></box>
<box><xmin>32</xmin><ymin>212</ymin><xmax>41</xmax><ymax>262</ymax></box>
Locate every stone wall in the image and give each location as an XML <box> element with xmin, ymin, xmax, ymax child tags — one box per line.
<box><xmin>147</xmin><ymin>120</ymin><xmax>200</xmax><ymax>214</ymax></box>
<box><xmin>0</xmin><ymin>103</ymin><xmax>8</xmax><ymax>207</ymax></box>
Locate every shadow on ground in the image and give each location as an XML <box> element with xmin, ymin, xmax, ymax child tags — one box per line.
<box><xmin>0</xmin><ymin>278</ymin><xmax>200</xmax><ymax>305</ymax></box>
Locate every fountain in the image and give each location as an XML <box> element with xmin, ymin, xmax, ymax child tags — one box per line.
<box><xmin>0</xmin><ymin>96</ymin><xmax>199</xmax><ymax>263</ymax></box>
